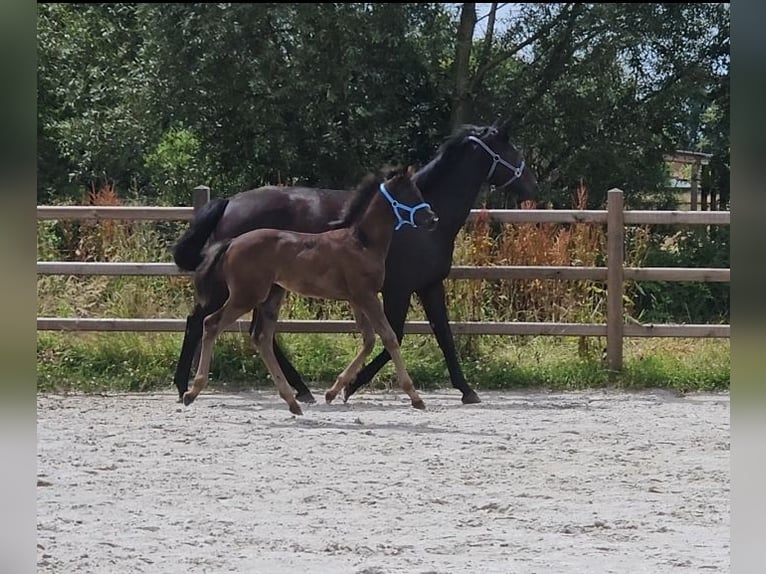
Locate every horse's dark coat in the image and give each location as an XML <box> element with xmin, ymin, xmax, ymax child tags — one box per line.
<box><xmin>172</xmin><ymin>123</ymin><xmax>537</xmax><ymax>404</ymax></box>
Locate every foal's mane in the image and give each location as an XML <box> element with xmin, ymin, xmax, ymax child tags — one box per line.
<box><xmin>328</xmin><ymin>166</ymin><xmax>408</xmax><ymax>230</ymax></box>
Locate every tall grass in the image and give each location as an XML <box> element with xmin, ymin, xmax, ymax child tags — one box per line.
<box><xmin>37</xmin><ymin>182</ymin><xmax>729</xmax><ymax>393</ymax></box>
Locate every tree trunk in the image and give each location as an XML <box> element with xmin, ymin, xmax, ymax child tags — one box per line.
<box><xmin>451</xmin><ymin>3</ymin><xmax>477</xmax><ymax>129</ymax></box>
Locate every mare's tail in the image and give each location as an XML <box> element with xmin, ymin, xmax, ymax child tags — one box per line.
<box><xmin>193</xmin><ymin>239</ymin><xmax>233</xmax><ymax>307</ymax></box>
<box><xmin>172</xmin><ymin>198</ymin><xmax>229</xmax><ymax>271</ymax></box>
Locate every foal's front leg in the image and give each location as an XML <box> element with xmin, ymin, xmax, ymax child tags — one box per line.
<box><xmin>359</xmin><ymin>295</ymin><xmax>425</xmax><ymax>410</ymax></box>
<box><xmin>325</xmin><ymin>304</ymin><xmax>376</xmax><ymax>404</ymax></box>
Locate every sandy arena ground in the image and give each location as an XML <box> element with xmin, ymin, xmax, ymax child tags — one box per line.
<box><xmin>37</xmin><ymin>388</ymin><xmax>729</xmax><ymax>573</ymax></box>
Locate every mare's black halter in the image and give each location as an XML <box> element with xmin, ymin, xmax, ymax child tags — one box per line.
<box><xmin>467</xmin><ymin>135</ymin><xmax>526</xmax><ymax>191</ymax></box>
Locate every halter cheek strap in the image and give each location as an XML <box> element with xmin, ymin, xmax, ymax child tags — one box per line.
<box><xmin>467</xmin><ymin>135</ymin><xmax>525</xmax><ymax>190</ymax></box>
<box><xmin>378</xmin><ymin>183</ymin><xmax>431</xmax><ymax>231</ymax></box>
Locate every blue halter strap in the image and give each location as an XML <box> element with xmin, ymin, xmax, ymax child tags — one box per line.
<box><xmin>378</xmin><ymin>183</ymin><xmax>431</xmax><ymax>231</ymax></box>
<box><xmin>467</xmin><ymin>135</ymin><xmax>525</xmax><ymax>190</ymax></box>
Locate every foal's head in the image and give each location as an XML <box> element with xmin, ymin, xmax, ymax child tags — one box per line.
<box><xmin>331</xmin><ymin>166</ymin><xmax>438</xmax><ymax>231</ymax></box>
<box><xmin>381</xmin><ymin>165</ymin><xmax>438</xmax><ymax>231</ymax></box>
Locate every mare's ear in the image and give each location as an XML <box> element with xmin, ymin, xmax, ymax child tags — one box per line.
<box><xmin>498</xmin><ymin>117</ymin><xmax>511</xmax><ymax>140</ymax></box>
<box><xmin>407</xmin><ymin>164</ymin><xmax>416</xmax><ymax>177</ymax></box>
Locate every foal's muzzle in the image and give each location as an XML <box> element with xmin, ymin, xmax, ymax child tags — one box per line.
<box><xmin>424</xmin><ymin>212</ymin><xmax>439</xmax><ymax>231</ymax></box>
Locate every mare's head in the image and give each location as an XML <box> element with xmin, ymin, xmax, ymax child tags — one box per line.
<box><xmin>443</xmin><ymin>122</ymin><xmax>538</xmax><ymax>206</ymax></box>
<box><xmin>381</xmin><ymin>165</ymin><xmax>438</xmax><ymax>231</ymax></box>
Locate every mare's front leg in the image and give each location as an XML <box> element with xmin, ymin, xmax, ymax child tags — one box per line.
<box><xmin>251</xmin><ymin>288</ymin><xmax>303</xmax><ymax>415</ymax></box>
<box><xmin>359</xmin><ymin>295</ymin><xmax>424</xmax><ymax>410</ymax></box>
<box><xmin>417</xmin><ymin>281</ymin><xmax>480</xmax><ymax>404</ymax></box>
<box><xmin>343</xmin><ymin>290</ymin><xmax>410</xmax><ymax>402</ymax></box>
<box><xmin>325</xmin><ymin>304</ymin><xmax>376</xmax><ymax>404</ymax></box>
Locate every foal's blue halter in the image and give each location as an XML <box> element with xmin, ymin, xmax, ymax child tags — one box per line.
<box><xmin>378</xmin><ymin>183</ymin><xmax>432</xmax><ymax>231</ymax></box>
<box><xmin>467</xmin><ymin>135</ymin><xmax>526</xmax><ymax>190</ymax></box>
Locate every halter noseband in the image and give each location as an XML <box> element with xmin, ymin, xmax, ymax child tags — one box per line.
<box><xmin>378</xmin><ymin>183</ymin><xmax>431</xmax><ymax>231</ymax></box>
<box><xmin>467</xmin><ymin>135</ymin><xmax>525</xmax><ymax>190</ymax></box>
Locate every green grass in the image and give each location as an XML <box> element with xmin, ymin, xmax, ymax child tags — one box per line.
<box><xmin>37</xmin><ymin>331</ymin><xmax>730</xmax><ymax>395</ymax></box>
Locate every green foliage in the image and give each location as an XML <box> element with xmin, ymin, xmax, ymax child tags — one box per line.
<box><xmin>144</xmin><ymin>127</ymin><xmax>206</xmax><ymax>204</ymax></box>
<box><xmin>37</xmin><ymin>4</ymin><xmax>729</xmax><ymax>208</ymax></box>
<box><xmin>631</xmin><ymin>227</ymin><xmax>730</xmax><ymax>323</ymax></box>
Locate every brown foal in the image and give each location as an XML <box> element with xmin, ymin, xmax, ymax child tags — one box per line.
<box><xmin>182</xmin><ymin>167</ymin><xmax>438</xmax><ymax>415</ymax></box>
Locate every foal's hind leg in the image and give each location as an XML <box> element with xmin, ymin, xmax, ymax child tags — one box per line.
<box><xmin>183</xmin><ymin>300</ymin><xmax>250</xmax><ymax>406</ymax></box>
<box><xmin>358</xmin><ymin>295</ymin><xmax>425</xmax><ymax>410</ymax></box>
<box><xmin>250</xmin><ymin>286</ymin><xmax>317</xmax><ymax>404</ymax></box>
<box><xmin>250</xmin><ymin>289</ymin><xmax>303</xmax><ymax>416</ymax></box>
<box><xmin>325</xmin><ymin>304</ymin><xmax>375</xmax><ymax>404</ymax></box>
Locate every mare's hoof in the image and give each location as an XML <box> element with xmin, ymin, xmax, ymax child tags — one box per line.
<box><xmin>325</xmin><ymin>390</ymin><xmax>337</xmax><ymax>404</ymax></box>
<box><xmin>462</xmin><ymin>390</ymin><xmax>482</xmax><ymax>404</ymax></box>
<box><xmin>289</xmin><ymin>403</ymin><xmax>304</xmax><ymax>416</ymax></box>
<box><xmin>182</xmin><ymin>392</ymin><xmax>196</xmax><ymax>407</ymax></box>
<box><xmin>296</xmin><ymin>391</ymin><xmax>317</xmax><ymax>404</ymax></box>
<box><xmin>412</xmin><ymin>399</ymin><xmax>426</xmax><ymax>410</ymax></box>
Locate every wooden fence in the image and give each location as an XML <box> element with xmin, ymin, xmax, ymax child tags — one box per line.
<box><xmin>37</xmin><ymin>187</ymin><xmax>730</xmax><ymax>371</ymax></box>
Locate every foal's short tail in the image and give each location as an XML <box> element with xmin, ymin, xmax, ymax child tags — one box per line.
<box><xmin>193</xmin><ymin>239</ymin><xmax>232</xmax><ymax>307</ymax></box>
<box><xmin>172</xmin><ymin>198</ymin><xmax>229</xmax><ymax>271</ymax></box>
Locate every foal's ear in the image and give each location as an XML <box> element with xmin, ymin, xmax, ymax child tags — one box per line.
<box><xmin>382</xmin><ymin>164</ymin><xmax>406</xmax><ymax>180</ymax></box>
<box><xmin>407</xmin><ymin>165</ymin><xmax>416</xmax><ymax>177</ymax></box>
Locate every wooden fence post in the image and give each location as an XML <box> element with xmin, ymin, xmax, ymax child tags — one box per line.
<box><xmin>192</xmin><ymin>185</ymin><xmax>210</xmax><ymax>215</ymax></box>
<box><xmin>606</xmin><ymin>188</ymin><xmax>625</xmax><ymax>372</ymax></box>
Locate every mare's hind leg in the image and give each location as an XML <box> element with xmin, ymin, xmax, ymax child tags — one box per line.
<box><xmin>183</xmin><ymin>300</ymin><xmax>251</xmax><ymax>406</ymax></box>
<box><xmin>325</xmin><ymin>304</ymin><xmax>375</xmax><ymax>404</ymax></box>
<box><xmin>173</xmin><ymin>304</ymin><xmax>205</xmax><ymax>400</ymax></box>
<box><xmin>358</xmin><ymin>295</ymin><xmax>425</xmax><ymax>410</ymax></box>
<box><xmin>250</xmin><ymin>288</ymin><xmax>303</xmax><ymax>416</ymax></box>
<box><xmin>274</xmin><ymin>341</ymin><xmax>316</xmax><ymax>404</ymax></box>
<box><xmin>174</xmin><ymin>299</ymin><xmax>226</xmax><ymax>400</ymax></box>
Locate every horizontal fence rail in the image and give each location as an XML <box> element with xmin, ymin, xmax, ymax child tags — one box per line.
<box><xmin>36</xmin><ymin>188</ymin><xmax>731</xmax><ymax>371</ymax></box>
<box><xmin>37</xmin><ymin>205</ymin><xmax>731</xmax><ymax>226</ymax></box>
<box><xmin>36</xmin><ymin>317</ymin><xmax>730</xmax><ymax>338</ymax></box>
<box><xmin>36</xmin><ymin>262</ymin><xmax>731</xmax><ymax>283</ymax></box>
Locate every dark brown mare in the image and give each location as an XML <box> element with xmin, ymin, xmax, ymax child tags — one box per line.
<box><xmin>172</xmin><ymin>123</ymin><xmax>537</xmax><ymax>405</ymax></box>
<box><xmin>182</xmin><ymin>167</ymin><xmax>438</xmax><ymax>415</ymax></box>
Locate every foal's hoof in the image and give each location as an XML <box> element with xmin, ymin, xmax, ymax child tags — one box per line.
<box><xmin>296</xmin><ymin>391</ymin><xmax>317</xmax><ymax>404</ymax></box>
<box><xmin>462</xmin><ymin>390</ymin><xmax>482</xmax><ymax>404</ymax></box>
<box><xmin>182</xmin><ymin>392</ymin><xmax>196</xmax><ymax>407</ymax></box>
<box><xmin>289</xmin><ymin>403</ymin><xmax>304</xmax><ymax>416</ymax></box>
<box><xmin>411</xmin><ymin>399</ymin><xmax>426</xmax><ymax>410</ymax></box>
